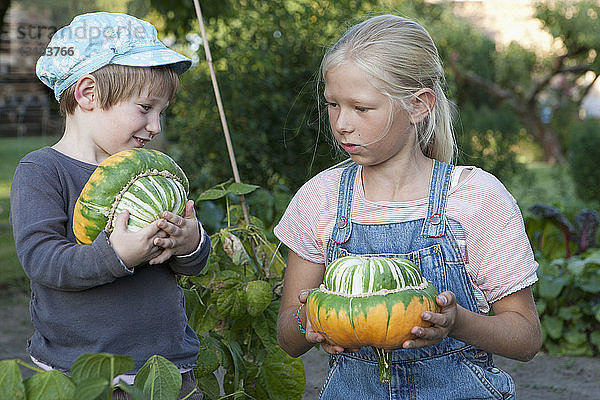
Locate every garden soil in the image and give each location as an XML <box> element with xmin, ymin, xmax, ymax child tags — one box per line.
<box><xmin>2</xmin><ymin>287</ymin><xmax>599</xmax><ymax>399</ymax></box>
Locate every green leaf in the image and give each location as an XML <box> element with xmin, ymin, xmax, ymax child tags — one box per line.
<box><xmin>564</xmin><ymin>331</ymin><xmax>588</xmax><ymax>346</ymax></box>
<box><xmin>116</xmin><ymin>382</ymin><xmax>147</xmax><ymax>400</ymax></box>
<box><xmin>195</xmin><ymin>373</ymin><xmax>221</xmax><ymax>400</ymax></box>
<box><xmin>24</xmin><ymin>370</ymin><xmax>75</xmax><ymax>400</ymax></box>
<box><xmin>227</xmin><ymin>182</ymin><xmax>260</xmax><ymax>195</ymax></box>
<box><xmin>214</xmin><ymin>283</ymin><xmax>248</xmax><ymax>319</ymax></box>
<box><xmin>72</xmin><ymin>377</ymin><xmax>110</xmax><ymax>400</ymax></box>
<box><xmin>70</xmin><ymin>353</ymin><xmax>134</xmax><ymax>385</ymax></box>
<box><xmin>535</xmin><ymin>299</ymin><xmax>547</xmax><ymax>315</ymax></box>
<box><xmin>259</xmin><ymin>347</ymin><xmax>305</xmax><ymax>400</ymax></box>
<box><xmin>195</xmin><ymin>335</ymin><xmax>222</xmax><ymax>377</ymax></box>
<box><xmin>541</xmin><ymin>315</ymin><xmax>563</xmax><ymax>340</ymax></box>
<box><xmin>251</xmin><ymin>314</ymin><xmax>278</xmax><ymax>349</ymax></box>
<box><xmin>593</xmin><ymin>304</ymin><xmax>600</xmax><ymax>322</ymax></box>
<box><xmin>245</xmin><ymin>280</ymin><xmax>272</xmax><ymax>316</ymax></box>
<box><xmin>557</xmin><ymin>305</ymin><xmax>582</xmax><ymax>321</ymax></box>
<box><xmin>134</xmin><ymin>355</ymin><xmax>182</xmax><ymax>400</ymax></box>
<box><xmin>566</xmin><ymin>258</ymin><xmax>586</xmax><ymax>275</ymax></box>
<box><xmin>0</xmin><ymin>360</ymin><xmax>25</xmax><ymax>400</ymax></box>
<box><xmin>198</xmin><ymin>188</ymin><xmax>227</xmax><ymax>201</ymax></box>
<box><xmin>575</xmin><ymin>270</ymin><xmax>600</xmax><ymax>293</ymax></box>
<box><xmin>537</xmin><ymin>274</ymin><xmax>568</xmax><ymax>298</ymax></box>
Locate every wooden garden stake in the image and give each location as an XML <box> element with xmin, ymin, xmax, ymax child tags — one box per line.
<box><xmin>192</xmin><ymin>0</ymin><xmax>250</xmax><ymax>226</ymax></box>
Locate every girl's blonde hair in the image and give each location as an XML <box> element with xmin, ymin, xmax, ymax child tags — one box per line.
<box><xmin>59</xmin><ymin>64</ymin><xmax>179</xmax><ymax>116</ymax></box>
<box><xmin>321</xmin><ymin>14</ymin><xmax>456</xmax><ymax>163</ymax></box>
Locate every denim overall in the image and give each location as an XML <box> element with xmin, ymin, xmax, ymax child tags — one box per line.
<box><xmin>319</xmin><ymin>161</ymin><xmax>515</xmax><ymax>400</ymax></box>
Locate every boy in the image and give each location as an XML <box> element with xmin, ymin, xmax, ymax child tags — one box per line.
<box><xmin>10</xmin><ymin>12</ymin><xmax>209</xmax><ymax>399</ymax></box>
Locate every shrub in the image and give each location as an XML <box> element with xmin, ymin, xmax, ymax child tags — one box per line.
<box><xmin>568</xmin><ymin>118</ymin><xmax>600</xmax><ymax>202</ymax></box>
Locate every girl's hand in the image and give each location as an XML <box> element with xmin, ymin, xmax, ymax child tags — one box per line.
<box><xmin>298</xmin><ymin>290</ymin><xmax>358</xmax><ymax>355</ymax></box>
<box><xmin>150</xmin><ymin>200</ymin><xmax>200</xmax><ymax>264</ymax></box>
<box><xmin>402</xmin><ymin>291</ymin><xmax>458</xmax><ymax>349</ymax></box>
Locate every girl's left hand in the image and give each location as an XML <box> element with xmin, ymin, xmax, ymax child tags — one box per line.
<box><xmin>402</xmin><ymin>291</ymin><xmax>458</xmax><ymax>349</ymax></box>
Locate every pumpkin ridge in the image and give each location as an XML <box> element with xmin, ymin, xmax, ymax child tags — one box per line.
<box><xmin>105</xmin><ymin>169</ymin><xmax>184</xmax><ymax>231</ymax></box>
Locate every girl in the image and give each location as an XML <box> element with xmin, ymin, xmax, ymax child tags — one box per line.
<box><xmin>274</xmin><ymin>14</ymin><xmax>541</xmax><ymax>399</ymax></box>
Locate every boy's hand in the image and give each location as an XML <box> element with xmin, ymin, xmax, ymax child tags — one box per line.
<box><xmin>402</xmin><ymin>291</ymin><xmax>458</xmax><ymax>349</ymax></box>
<box><xmin>150</xmin><ymin>200</ymin><xmax>200</xmax><ymax>265</ymax></box>
<box><xmin>109</xmin><ymin>210</ymin><xmax>168</xmax><ymax>268</ymax></box>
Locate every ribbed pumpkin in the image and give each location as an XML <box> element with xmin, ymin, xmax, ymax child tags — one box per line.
<box><xmin>306</xmin><ymin>255</ymin><xmax>439</xmax><ymax>382</ymax></box>
<box><xmin>73</xmin><ymin>148</ymin><xmax>189</xmax><ymax>245</ymax></box>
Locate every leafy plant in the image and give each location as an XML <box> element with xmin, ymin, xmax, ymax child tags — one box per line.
<box><xmin>568</xmin><ymin>118</ymin><xmax>600</xmax><ymax>203</ymax></box>
<box><xmin>527</xmin><ymin>204</ymin><xmax>599</xmax><ymax>259</ymax></box>
<box><xmin>182</xmin><ymin>181</ymin><xmax>304</xmax><ymax>399</ymax></box>
<box><xmin>0</xmin><ymin>353</ymin><xmax>194</xmax><ymax>400</ymax></box>
<box><xmin>533</xmin><ymin>248</ymin><xmax>600</xmax><ymax>356</ymax></box>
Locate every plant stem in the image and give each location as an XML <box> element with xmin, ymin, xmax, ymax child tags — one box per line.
<box><xmin>373</xmin><ymin>347</ymin><xmax>392</xmax><ymax>383</ymax></box>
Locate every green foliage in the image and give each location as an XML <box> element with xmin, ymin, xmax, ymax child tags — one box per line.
<box><xmin>195</xmin><ymin>179</ymin><xmax>292</xmax><ymax>236</ymax></box>
<box><xmin>526</xmin><ymin>203</ymin><xmax>599</xmax><ymax>259</ymax></box>
<box><xmin>533</xmin><ymin>249</ymin><xmax>600</xmax><ymax>356</ymax></box>
<box><xmin>568</xmin><ymin>118</ymin><xmax>600</xmax><ymax>203</ymax></box>
<box><xmin>161</xmin><ymin>0</ymin><xmax>376</xmax><ymax>192</ymax></box>
<box><xmin>0</xmin><ymin>353</ymin><xmax>191</xmax><ymax>400</ymax></box>
<box><xmin>181</xmin><ymin>182</ymin><xmax>304</xmax><ymax>399</ymax></box>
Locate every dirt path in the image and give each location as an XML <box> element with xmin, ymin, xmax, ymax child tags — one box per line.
<box><xmin>2</xmin><ymin>288</ymin><xmax>599</xmax><ymax>399</ymax></box>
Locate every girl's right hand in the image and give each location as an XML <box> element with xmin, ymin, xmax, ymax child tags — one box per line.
<box><xmin>298</xmin><ymin>290</ymin><xmax>356</xmax><ymax>354</ymax></box>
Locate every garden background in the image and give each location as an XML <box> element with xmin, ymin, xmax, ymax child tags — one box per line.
<box><xmin>0</xmin><ymin>0</ymin><xmax>599</xmax><ymax>399</ymax></box>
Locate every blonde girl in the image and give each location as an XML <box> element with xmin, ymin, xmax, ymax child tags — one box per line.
<box><xmin>275</xmin><ymin>14</ymin><xmax>541</xmax><ymax>399</ymax></box>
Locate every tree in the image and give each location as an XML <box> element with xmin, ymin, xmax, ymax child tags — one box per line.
<box><xmin>151</xmin><ymin>0</ymin><xmax>378</xmax><ymax>192</ymax></box>
<box><xmin>444</xmin><ymin>0</ymin><xmax>600</xmax><ymax>163</ymax></box>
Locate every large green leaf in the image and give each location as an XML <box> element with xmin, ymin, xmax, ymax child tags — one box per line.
<box><xmin>24</xmin><ymin>370</ymin><xmax>75</xmax><ymax>400</ymax></box>
<box><xmin>541</xmin><ymin>316</ymin><xmax>563</xmax><ymax>340</ymax></box>
<box><xmin>259</xmin><ymin>347</ymin><xmax>305</xmax><ymax>400</ymax></box>
<box><xmin>198</xmin><ymin>188</ymin><xmax>227</xmax><ymax>201</ymax></box>
<box><xmin>134</xmin><ymin>355</ymin><xmax>182</xmax><ymax>400</ymax></box>
<box><xmin>72</xmin><ymin>377</ymin><xmax>110</xmax><ymax>400</ymax></box>
<box><xmin>227</xmin><ymin>182</ymin><xmax>260</xmax><ymax>195</ymax></box>
<box><xmin>251</xmin><ymin>314</ymin><xmax>278</xmax><ymax>349</ymax></box>
<box><xmin>245</xmin><ymin>280</ymin><xmax>272</xmax><ymax>316</ymax></box>
<box><xmin>195</xmin><ymin>373</ymin><xmax>221</xmax><ymax>400</ymax></box>
<box><xmin>214</xmin><ymin>283</ymin><xmax>248</xmax><ymax>319</ymax></box>
<box><xmin>195</xmin><ymin>335</ymin><xmax>222</xmax><ymax>378</ymax></box>
<box><xmin>537</xmin><ymin>274</ymin><xmax>568</xmax><ymax>298</ymax></box>
<box><xmin>70</xmin><ymin>353</ymin><xmax>134</xmax><ymax>385</ymax></box>
<box><xmin>0</xmin><ymin>360</ymin><xmax>25</xmax><ymax>400</ymax></box>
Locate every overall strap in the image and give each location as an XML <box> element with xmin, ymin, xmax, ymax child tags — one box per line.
<box><xmin>421</xmin><ymin>160</ymin><xmax>454</xmax><ymax>238</ymax></box>
<box><xmin>326</xmin><ymin>164</ymin><xmax>358</xmax><ymax>264</ymax></box>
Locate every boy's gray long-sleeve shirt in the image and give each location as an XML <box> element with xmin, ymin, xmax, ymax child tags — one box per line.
<box><xmin>10</xmin><ymin>147</ymin><xmax>210</xmax><ymax>373</ymax></box>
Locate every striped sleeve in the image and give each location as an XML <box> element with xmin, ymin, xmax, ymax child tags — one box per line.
<box><xmin>449</xmin><ymin>168</ymin><xmax>538</xmax><ymax>307</ymax></box>
<box><xmin>273</xmin><ymin>169</ymin><xmax>341</xmax><ymax>265</ymax></box>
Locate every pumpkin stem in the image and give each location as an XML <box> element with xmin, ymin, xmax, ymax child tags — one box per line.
<box><xmin>373</xmin><ymin>347</ymin><xmax>391</xmax><ymax>382</ymax></box>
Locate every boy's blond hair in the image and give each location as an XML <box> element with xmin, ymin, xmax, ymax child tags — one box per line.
<box><xmin>59</xmin><ymin>64</ymin><xmax>179</xmax><ymax>116</ymax></box>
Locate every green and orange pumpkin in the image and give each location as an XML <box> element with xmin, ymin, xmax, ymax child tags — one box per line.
<box><xmin>306</xmin><ymin>255</ymin><xmax>439</xmax><ymax>382</ymax></box>
<box><xmin>73</xmin><ymin>148</ymin><xmax>189</xmax><ymax>245</ymax></box>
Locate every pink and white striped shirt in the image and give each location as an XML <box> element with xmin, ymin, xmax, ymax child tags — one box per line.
<box><xmin>274</xmin><ymin>165</ymin><xmax>538</xmax><ymax>313</ymax></box>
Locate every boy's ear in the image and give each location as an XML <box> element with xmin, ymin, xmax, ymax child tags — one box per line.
<box><xmin>409</xmin><ymin>88</ymin><xmax>436</xmax><ymax>124</ymax></box>
<box><xmin>73</xmin><ymin>75</ymin><xmax>98</xmax><ymax>111</ymax></box>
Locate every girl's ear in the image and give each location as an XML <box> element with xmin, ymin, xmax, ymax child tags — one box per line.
<box><xmin>409</xmin><ymin>88</ymin><xmax>436</xmax><ymax>124</ymax></box>
<box><xmin>73</xmin><ymin>75</ymin><xmax>97</xmax><ymax>111</ymax></box>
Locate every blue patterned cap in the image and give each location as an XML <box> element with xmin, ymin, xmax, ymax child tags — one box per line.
<box><xmin>36</xmin><ymin>12</ymin><xmax>192</xmax><ymax>100</ymax></box>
